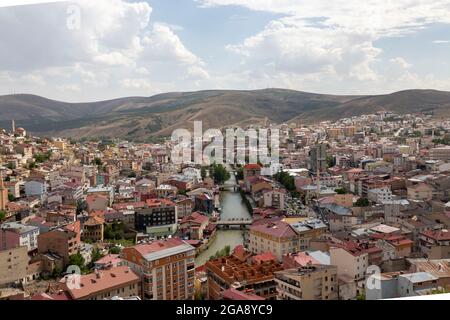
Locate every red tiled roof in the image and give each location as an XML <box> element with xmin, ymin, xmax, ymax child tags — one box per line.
<box><xmin>252</xmin><ymin>252</ymin><xmax>277</xmax><ymax>264</ymax></box>
<box><xmin>249</xmin><ymin>220</ymin><xmax>297</xmax><ymax>238</ymax></box>
<box><xmin>421</xmin><ymin>230</ymin><xmax>450</xmax><ymax>241</ymax></box>
<box><xmin>131</xmin><ymin>238</ymin><xmax>187</xmax><ymax>256</ymax></box>
<box><xmin>63</xmin><ymin>266</ymin><xmax>139</xmax><ymax>300</ymax></box>
<box><xmin>244</xmin><ymin>164</ymin><xmax>262</xmax><ymax>170</ymax></box>
<box><xmin>180</xmin><ymin>212</ymin><xmax>209</xmax><ymax>225</ymax></box>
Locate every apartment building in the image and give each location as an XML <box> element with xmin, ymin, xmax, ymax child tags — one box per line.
<box><xmin>135</xmin><ymin>199</ymin><xmax>177</xmax><ymax>237</ymax></box>
<box><xmin>367</xmin><ymin>187</ymin><xmax>393</xmax><ymax>204</ymax></box>
<box><xmin>121</xmin><ymin>238</ymin><xmax>195</xmax><ymax>300</ymax></box>
<box><xmin>62</xmin><ymin>266</ymin><xmax>140</xmax><ymax>300</ymax></box>
<box><xmin>407</xmin><ymin>183</ymin><xmax>433</xmax><ymax>201</ymax></box>
<box><xmin>0</xmin><ymin>246</ymin><xmax>28</xmax><ymax>286</ymax></box>
<box><xmin>430</xmin><ymin>146</ymin><xmax>450</xmax><ymax>161</ymax></box>
<box><xmin>37</xmin><ymin>221</ymin><xmax>81</xmax><ymax>265</ymax></box>
<box><xmin>82</xmin><ymin>216</ymin><xmax>104</xmax><ymax>243</ymax></box>
<box><xmin>248</xmin><ymin>220</ymin><xmax>299</xmax><ymax>261</ymax></box>
<box><xmin>419</xmin><ymin>229</ymin><xmax>450</xmax><ymax>259</ymax></box>
<box><xmin>330</xmin><ymin>243</ymin><xmax>369</xmax><ymax>283</ymax></box>
<box><xmin>0</xmin><ymin>222</ymin><xmax>39</xmax><ymax>252</ymax></box>
<box><xmin>289</xmin><ymin>219</ymin><xmax>327</xmax><ymax>251</ymax></box>
<box><xmin>275</xmin><ymin>265</ymin><xmax>338</xmax><ymax>300</ymax></box>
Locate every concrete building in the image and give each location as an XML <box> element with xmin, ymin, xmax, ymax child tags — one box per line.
<box><xmin>275</xmin><ymin>265</ymin><xmax>338</xmax><ymax>300</ymax></box>
<box><xmin>0</xmin><ymin>222</ymin><xmax>39</xmax><ymax>252</ymax></box>
<box><xmin>82</xmin><ymin>216</ymin><xmax>104</xmax><ymax>243</ymax></box>
<box><xmin>367</xmin><ymin>187</ymin><xmax>393</xmax><ymax>204</ymax></box>
<box><xmin>24</xmin><ymin>179</ymin><xmax>48</xmax><ymax>198</ymax></box>
<box><xmin>121</xmin><ymin>238</ymin><xmax>195</xmax><ymax>300</ymax></box>
<box><xmin>0</xmin><ymin>176</ymin><xmax>9</xmax><ymax>211</ymax></box>
<box><xmin>310</xmin><ymin>142</ymin><xmax>328</xmax><ymax>173</ymax></box>
<box><xmin>430</xmin><ymin>146</ymin><xmax>450</xmax><ymax>161</ymax></box>
<box><xmin>0</xmin><ymin>246</ymin><xmax>28</xmax><ymax>286</ymax></box>
<box><xmin>248</xmin><ymin>220</ymin><xmax>299</xmax><ymax>261</ymax></box>
<box><xmin>37</xmin><ymin>222</ymin><xmax>81</xmax><ymax>266</ymax></box>
<box><xmin>135</xmin><ymin>199</ymin><xmax>177</xmax><ymax>237</ymax></box>
<box><xmin>330</xmin><ymin>243</ymin><xmax>369</xmax><ymax>285</ymax></box>
<box><xmin>62</xmin><ymin>266</ymin><xmax>140</xmax><ymax>300</ymax></box>
<box><xmin>419</xmin><ymin>230</ymin><xmax>450</xmax><ymax>259</ymax></box>
<box><xmin>407</xmin><ymin>183</ymin><xmax>433</xmax><ymax>201</ymax></box>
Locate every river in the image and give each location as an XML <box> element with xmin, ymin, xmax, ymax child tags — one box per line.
<box><xmin>195</xmin><ymin>167</ymin><xmax>251</xmax><ymax>266</ymax></box>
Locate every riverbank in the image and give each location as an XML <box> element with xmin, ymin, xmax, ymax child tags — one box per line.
<box><xmin>194</xmin><ymin>167</ymin><xmax>251</xmax><ymax>266</ymax></box>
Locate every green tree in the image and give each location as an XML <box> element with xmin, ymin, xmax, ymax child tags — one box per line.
<box><xmin>274</xmin><ymin>171</ymin><xmax>296</xmax><ymax>192</ymax></box>
<box><xmin>0</xmin><ymin>210</ymin><xmax>6</xmax><ymax>221</ymax></box>
<box><xmin>69</xmin><ymin>253</ymin><xmax>85</xmax><ymax>269</ymax></box>
<box><xmin>8</xmin><ymin>193</ymin><xmax>15</xmax><ymax>202</ymax></box>
<box><xmin>201</xmin><ymin>167</ymin><xmax>207</xmax><ymax>180</ymax></box>
<box><xmin>76</xmin><ymin>199</ymin><xmax>88</xmax><ymax>215</ymax></box>
<box><xmin>326</xmin><ymin>155</ymin><xmax>336</xmax><ymax>168</ymax></box>
<box><xmin>355</xmin><ymin>198</ymin><xmax>370</xmax><ymax>207</ymax></box>
<box><xmin>335</xmin><ymin>188</ymin><xmax>347</xmax><ymax>195</ymax></box>
<box><xmin>210</xmin><ymin>163</ymin><xmax>230</xmax><ymax>184</ymax></box>
<box><xmin>91</xmin><ymin>248</ymin><xmax>104</xmax><ymax>263</ymax></box>
<box><xmin>109</xmin><ymin>246</ymin><xmax>121</xmax><ymax>254</ymax></box>
<box><xmin>236</xmin><ymin>167</ymin><xmax>244</xmax><ymax>180</ymax></box>
<box><xmin>93</xmin><ymin>157</ymin><xmax>103</xmax><ymax>166</ymax></box>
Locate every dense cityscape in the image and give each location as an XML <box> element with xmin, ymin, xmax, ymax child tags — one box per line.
<box><xmin>1</xmin><ymin>110</ymin><xmax>449</xmax><ymax>301</ymax></box>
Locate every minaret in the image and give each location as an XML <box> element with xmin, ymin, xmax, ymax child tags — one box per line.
<box><xmin>11</xmin><ymin>120</ymin><xmax>15</xmax><ymax>133</ymax></box>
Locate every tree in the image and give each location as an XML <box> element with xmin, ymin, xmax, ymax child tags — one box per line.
<box><xmin>109</xmin><ymin>246</ymin><xmax>121</xmax><ymax>254</ymax></box>
<box><xmin>69</xmin><ymin>253</ymin><xmax>85</xmax><ymax>269</ymax></box>
<box><xmin>210</xmin><ymin>163</ymin><xmax>230</xmax><ymax>184</ymax></box>
<box><xmin>355</xmin><ymin>198</ymin><xmax>370</xmax><ymax>207</ymax></box>
<box><xmin>8</xmin><ymin>193</ymin><xmax>15</xmax><ymax>202</ymax></box>
<box><xmin>236</xmin><ymin>167</ymin><xmax>244</xmax><ymax>180</ymax></box>
<box><xmin>335</xmin><ymin>188</ymin><xmax>347</xmax><ymax>195</ymax></box>
<box><xmin>91</xmin><ymin>248</ymin><xmax>104</xmax><ymax>264</ymax></box>
<box><xmin>34</xmin><ymin>152</ymin><xmax>51</xmax><ymax>163</ymax></box>
<box><xmin>326</xmin><ymin>155</ymin><xmax>336</xmax><ymax>168</ymax></box>
<box><xmin>274</xmin><ymin>171</ymin><xmax>296</xmax><ymax>192</ymax></box>
<box><xmin>0</xmin><ymin>210</ymin><xmax>6</xmax><ymax>221</ymax></box>
<box><xmin>201</xmin><ymin>167</ymin><xmax>207</xmax><ymax>180</ymax></box>
<box><xmin>93</xmin><ymin>157</ymin><xmax>102</xmax><ymax>166</ymax></box>
<box><xmin>104</xmin><ymin>222</ymin><xmax>126</xmax><ymax>240</ymax></box>
<box><xmin>76</xmin><ymin>199</ymin><xmax>88</xmax><ymax>215</ymax></box>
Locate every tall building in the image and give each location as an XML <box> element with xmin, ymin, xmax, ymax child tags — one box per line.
<box><xmin>310</xmin><ymin>142</ymin><xmax>328</xmax><ymax>173</ymax></box>
<box><xmin>0</xmin><ymin>176</ymin><xmax>8</xmax><ymax>211</ymax></box>
<box><xmin>121</xmin><ymin>238</ymin><xmax>196</xmax><ymax>300</ymax></box>
<box><xmin>275</xmin><ymin>265</ymin><xmax>338</xmax><ymax>300</ymax></box>
<box><xmin>11</xmin><ymin>119</ymin><xmax>15</xmax><ymax>133</ymax></box>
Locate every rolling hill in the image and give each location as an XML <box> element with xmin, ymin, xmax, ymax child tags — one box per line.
<box><xmin>0</xmin><ymin>89</ymin><xmax>449</xmax><ymax>141</ymax></box>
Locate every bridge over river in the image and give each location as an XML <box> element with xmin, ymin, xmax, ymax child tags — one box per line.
<box><xmin>195</xmin><ymin>165</ymin><xmax>252</xmax><ymax>266</ymax></box>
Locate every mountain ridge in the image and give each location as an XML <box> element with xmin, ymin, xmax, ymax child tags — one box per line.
<box><xmin>0</xmin><ymin>88</ymin><xmax>448</xmax><ymax>141</ymax></box>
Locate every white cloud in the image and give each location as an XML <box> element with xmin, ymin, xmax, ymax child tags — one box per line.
<box><xmin>0</xmin><ymin>0</ymin><xmax>208</xmax><ymax>101</ymax></box>
<box><xmin>433</xmin><ymin>39</ymin><xmax>450</xmax><ymax>44</ymax></box>
<box><xmin>390</xmin><ymin>57</ymin><xmax>412</xmax><ymax>69</ymax></box>
<box><xmin>198</xmin><ymin>0</ymin><xmax>450</xmax><ymax>93</ymax></box>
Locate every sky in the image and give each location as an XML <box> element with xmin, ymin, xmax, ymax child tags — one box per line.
<box><xmin>1</xmin><ymin>0</ymin><xmax>450</xmax><ymax>102</ymax></box>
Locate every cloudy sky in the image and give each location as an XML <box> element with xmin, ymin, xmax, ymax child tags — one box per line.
<box><xmin>1</xmin><ymin>0</ymin><xmax>450</xmax><ymax>102</ymax></box>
